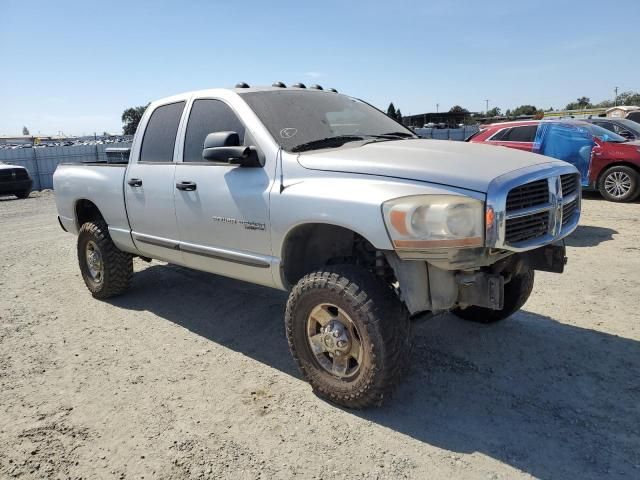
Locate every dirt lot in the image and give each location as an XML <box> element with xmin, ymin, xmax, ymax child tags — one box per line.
<box><xmin>0</xmin><ymin>191</ymin><xmax>639</xmax><ymax>479</ymax></box>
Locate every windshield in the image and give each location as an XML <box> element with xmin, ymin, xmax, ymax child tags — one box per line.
<box><xmin>582</xmin><ymin>123</ymin><xmax>627</xmax><ymax>143</ymax></box>
<box><xmin>239</xmin><ymin>90</ymin><xmax>414</xmax><ymax>152</ymax></box>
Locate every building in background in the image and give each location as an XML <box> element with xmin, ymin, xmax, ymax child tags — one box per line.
<box><xmin>606</xmin><ymin>106</ymin><xmax>640</xmax><ymax>122</ymax></box>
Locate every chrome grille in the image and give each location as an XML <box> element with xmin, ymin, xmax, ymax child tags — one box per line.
<box><xmin>486</xmin><ymin>165</ymin><xmax>581</xmax><ymax>252</ymax></box>
<box><xmin>506</xmin><ymin>179</ymin><xmax>549</xmax><ymax>211</ymax></box>
<box><xmin>501</xmin><ymin>173</ymin><xmax>580</xmax><ymax>248</ymax></box>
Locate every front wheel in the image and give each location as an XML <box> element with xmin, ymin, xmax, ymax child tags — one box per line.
<box><xmin>77</xmin><ymin>221</ymin><xmax>133</xmax><ymax>299</ymax></box>
<box><xmin>15</xmin><ymin>189</ymin><xmax>31</xmax><ymax>199</ymax></box>
<box><xmin>285</xmin><ymin>266</ymin><xmax>410</xmax><ymax>408</ymax></box>
<box><xmin>452</xmin><ymin>268</ymin><xmax>534</xmax><ymax>324</ymax></box>
<box><xmin>598</xmin><ymin>165</ymin><xmax>640</xmax><ymax>202</ymax></box>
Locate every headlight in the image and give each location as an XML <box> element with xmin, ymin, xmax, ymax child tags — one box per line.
<box><xmin>382</xmin><ymin>195</ymin><xmax>484</xmax><ymax>249</ymax></box>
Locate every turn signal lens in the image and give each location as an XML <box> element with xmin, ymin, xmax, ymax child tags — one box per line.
<box><xmin>486</xmin><ymin>207</ymin><xmax>495</xmax><ymax>228</ymax></box>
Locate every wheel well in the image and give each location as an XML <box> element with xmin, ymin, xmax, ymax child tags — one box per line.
<box><xmin>281</xmin><ymin>224</ymin><xmax>388</xmax><ymax>287</ymax></box>
<box><xmin>598</xmin><ymin>162</ymin><xmax>640</xmax><ymax>182</ymax></box>
<box><xmin>75</xmin><ymin>199</ymin><xmax>105</xmax><ymax>228</ymax></box>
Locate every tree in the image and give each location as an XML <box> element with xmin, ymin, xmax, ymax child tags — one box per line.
<box><xmin>511</xmin><ymin>105</ymin><xmax>540</xmax><ymax>117</ymax></box>
<box><xmin>486</xmin><ymin>107</ymin><xmax>501</xmax><ymax>117</ymax></box>
<box><xmin>577</xmin><ymin>96</ymin><xmax>591</xmax><ymax>108</ymax></box>
<box><xmin>594</xmin><ymin>99</ymin><xmax>614</xmax><ymax>108</ymax></box>
<box><xmin>449</xmin><ymin>105</ymin><xmax>469</xmax><ymax>114</ymax></box>
<box><xmin>121</xmin><ymin>104</ymin><xmax>149</xmax><ymax>135</ymax></box>
<box><xmin>565</xmin><ymin>96</ymin><xmax>592</xmax><ymax>110</ymax></box>
<box><xmin>395</xmin><ymin>108</ymin><xmax>403</xmax><ymax>123</ymax></box>
<box><xmin>386</xmin><ymin>102</ymin><xmax>397</xmax><ymax>119</ymax></box>
<box><xmin>616</xmin><ymin>91</ymin><xmax>640</xmax><ymax>106</ymax></box>
<box><xmin>22</xmin><ymin>126</ymin><xmax>30</xmax><ymax>136</ymax></box>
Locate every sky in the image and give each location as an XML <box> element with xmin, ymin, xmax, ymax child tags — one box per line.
<box><xmin>1</xmin><ymin>0</ymin><xmax>638</xmax><ymax>136</ymax></box>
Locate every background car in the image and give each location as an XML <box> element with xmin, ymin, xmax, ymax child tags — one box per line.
<box><xmin>0</xmin><ymin>161</ymin><xmax>33</xmax><ymax>199</ymax></box>
<box><xmin>586</xmin><ymin>117</ymin><xmax>640</xmax><ymax>141</ymax></box>
<box><xmin>468</xmin><ymin>120</ymin><xmax>640</xmax><ymax>202</ymax></box>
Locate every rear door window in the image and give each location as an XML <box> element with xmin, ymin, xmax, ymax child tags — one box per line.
<box><xmin>140</xmin><ymin>102</ymin><xmax>185</xmax><ymax>163</ymax></box>
<box><xmin>502</xmin><ymin>125</ymin><xmax>537</xmax><ymax>142</ymax></box>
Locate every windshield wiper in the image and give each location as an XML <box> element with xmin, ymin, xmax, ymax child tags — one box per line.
<box><xmin>359</xmin><ymin>132</ymin><xmax>417</xmax><ymax>146</ymax></box>
<box><xmin>291</xmin><ymin>135</ymin><xmax>365</xmax><ymax>152</ymax></box>
<box><xmin>361</xmin><ymin>132</ymin><xmax>416</xmax><ymax>143</ymax></box>
<box><xmin>376</xmin><ymin>132</ymin><xmax>415</xmax><ymax>138</ymax></box>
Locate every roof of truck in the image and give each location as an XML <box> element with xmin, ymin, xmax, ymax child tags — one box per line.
<box><xmin>151</xmin><ymin>85</ymin><xmax>342</xmax><ymax>107</ymax></box>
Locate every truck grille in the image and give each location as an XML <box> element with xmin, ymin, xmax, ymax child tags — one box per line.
<box><xmin>0</xmin><ymin>168</ymin><xmax>29</xmax><ymax>182</ymax></box>
<box><xmin>561</xmin><ymin>173</ymin><xmax>578</xmax><ymax>198</ymax></box>
<box><xmin>506</xmin><ymin>179</ymin><xmax>549</xmax><ymax>211</ymax></box>
<box><xmin>505</xmin><ymin>211</ymin><xmax>550</xmax><ymax>243</ymax></box>
<box><xmin>503</xmin><ymin>173</ymin><xmax>580</xmax><ymax>247</ymax></box>
<box><xmin>562</xmin><ymin>198</ymin><xmax>579</xmax><ymax>226</ymax></box>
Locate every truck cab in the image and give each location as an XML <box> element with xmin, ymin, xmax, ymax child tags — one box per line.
<box><xmin>54</xmin><ymin>84</ymin><xmax>580</xmax><ymax>408</ymax></box>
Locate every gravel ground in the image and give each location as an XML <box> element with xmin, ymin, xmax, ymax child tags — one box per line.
<box><xmin>0</xmin><ymin>190</ymin><xmax>639</xmax><ymax>479</ymax></box>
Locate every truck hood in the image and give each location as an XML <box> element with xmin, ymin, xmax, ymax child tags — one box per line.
<box><xmin>0</xmin><ymin>162</ymin><xmax>26</xmax><ymax>171</ymax></box>
<box><xmin>297</xmin><ymin>139</ymin><xmax>562</xmax><ymax>193</ymax></box>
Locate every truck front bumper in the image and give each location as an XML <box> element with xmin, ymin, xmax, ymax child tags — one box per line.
<box><xmin>386</xmin><ymin>244</ymin><xmax>567</xmax><ymax>315</ymax></box>
<box><xmin>0</xmin><ymin>178</ymin><xmax>32</xmax><ymax>194</ymax></box>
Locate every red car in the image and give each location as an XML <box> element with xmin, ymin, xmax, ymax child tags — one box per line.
<box><xmin>468</xmin><ymin>120</ymin><xmax>640</xmax><ymax>202</ymax></box>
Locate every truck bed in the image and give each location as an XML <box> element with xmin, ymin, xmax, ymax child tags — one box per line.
<box><xmin>53</xmin><ymin>163</ymin><xmax>130</xmax><ymax>240</ymax></box>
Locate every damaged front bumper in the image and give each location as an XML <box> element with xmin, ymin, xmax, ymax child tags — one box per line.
<box><xmin>386</xmin><ymin>243</ymin><xmax>567</xmax><ymax>315</ymax></box>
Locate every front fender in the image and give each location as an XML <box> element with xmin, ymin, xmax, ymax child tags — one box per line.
<box><xmin>270</xmin><ymin>172</ymin><xmax>484</xmax><ymax>259</ymax></box>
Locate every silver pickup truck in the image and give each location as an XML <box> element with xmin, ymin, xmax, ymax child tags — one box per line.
<box><xmin>54</xmin><ymin>84</ymin><xmax>580</xmax><ymax>408</ymax></box>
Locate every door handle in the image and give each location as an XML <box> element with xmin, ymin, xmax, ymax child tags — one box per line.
<box><xmin>127</xmin><ymin>178</ymin><xmax>142</xmax><ymax>187</ymax></box>
<box><xmin>176</xmin><ymin>181</ymin><xmax>197</xmax><ymax>191</ymax></box>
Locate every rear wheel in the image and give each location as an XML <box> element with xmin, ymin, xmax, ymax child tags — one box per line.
<box><xmin>598</xmin><ymin>165</ymin><xmax>640</xmax><ymax>202</ymax></box>
<box><xmin>77</xmin><ymin>221</ymin><xmax>133</xmax><ymax>299</ymax></box>
<box><xmin>452</xmin><ymin>268</ymin><xmax>534</xmax><ymax>324</ymax></box>
<box><xmin>285</xmin><ymin>266</ymin><xmax>410</xmax><ymax>408</ymax></box>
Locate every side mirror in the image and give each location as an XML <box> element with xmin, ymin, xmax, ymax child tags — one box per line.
<box><xmin>202</xmin><ymin>131</ymin><xmax>263</xmax><ymax>167</ymax></box>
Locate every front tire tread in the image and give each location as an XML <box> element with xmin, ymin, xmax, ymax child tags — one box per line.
<box><xmin>285</xmin><ymin>266</ymin><xmax>410</xmax><ymax>408</ymax></box>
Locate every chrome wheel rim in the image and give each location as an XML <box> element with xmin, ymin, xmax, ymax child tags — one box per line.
<box><xmin>85</xmin><ymin>240</ymin><xmax>103</xmax><ymax>283</ymax></box>
<box><xmin>604</xmin><ymin>171</ymin><xmax>632</xmax><ymax>198</ymax></box>
<box><xmin>306</xmin><ymin>303</ymin><xmax>363</xmax><ymax>378</ymax></box>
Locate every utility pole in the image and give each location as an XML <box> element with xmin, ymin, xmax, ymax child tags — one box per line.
<box><xmin>614</xmin><ymin>86</ymin><xmax>619</xmax><ymax>106</ymax></box>
<box><xmin>485</xmin><ymin>99</ymin><xmax>490</xmax><ymax>115</ymax></box>
<box><xmin>436</xmin><ymin>103</ymin><xmax>439</xmax><ymax>113</ymax></box>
